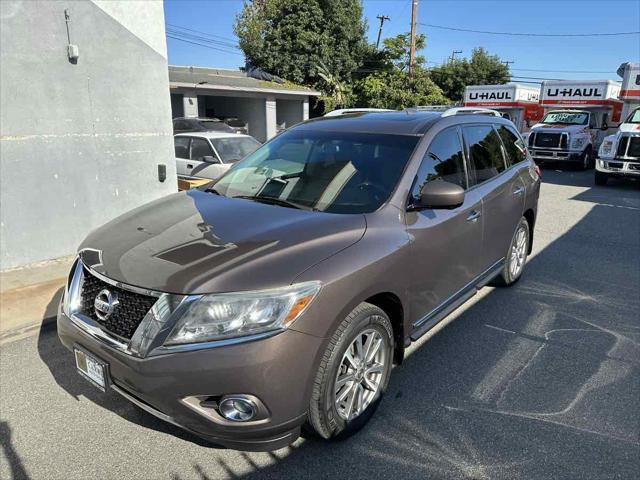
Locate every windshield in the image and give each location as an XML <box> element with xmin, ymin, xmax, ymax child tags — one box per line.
<box><xmin>212</xmin><ymin>129</ymin><xmax>419</xmax><ymax>214</ymax></box>
<box><xmin>211</xmin><ymin>137</ymin><xmax>261</xmax><ymax>163</ymax></box>
<box><xmin>541</xmin><ymin>112</ymin><xmax>589</xmax><ymax>125</ymax></box>
<box><xmin>625</xmin><ymin>108</ymin><xmax>640</xmax><ymax>124</ymax></box>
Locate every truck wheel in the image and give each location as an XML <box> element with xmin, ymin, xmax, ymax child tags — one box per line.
<box><xmin>595</xmin><ymin>171</ymin><xmax>608</xmax><ymax>186</ymax></box>
<box><xmin>579</xmin><ymin>147</ymin><xmax>593</xmax><ymax>170</ymax></box>
<box><xmin>307</xmin><ymin>303</ymin><xmax>394</xmax><ymax>440</ymax></box>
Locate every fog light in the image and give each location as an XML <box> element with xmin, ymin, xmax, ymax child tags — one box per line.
<box><xmin>219</xmin><ymin>396</ymin><xmax>257</xmax><ymax>422</ymax></box>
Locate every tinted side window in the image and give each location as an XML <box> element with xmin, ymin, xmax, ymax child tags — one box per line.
<box><xmin>463</xmin><ymin>125</ymin><xmax>506</xmax><ymax>185</ymax></box>
<box><xmin>174</xmin><ymin>120</ymin><xmax>189</xmax><ymax>132</ymax></box>
<box><xmin>497</xmin><ymin>125</ymin><xmax>526</xmax><ymax>167</ymax></box>
<box><xmin>190</xmin><ymin>138</ymin><xmax>214</xmax><ymax>161</ymax></box>
<box><xmin>412</xmin><ymin>127</ymin><xmax>466</xmax><ymax>199</ymax></box>
<box><xmin>174</xmin><ymin>137</ymin><xmax>190</xmax><ymax>159</ymax></box>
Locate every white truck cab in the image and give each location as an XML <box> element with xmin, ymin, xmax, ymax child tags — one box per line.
<box><xmin>595</xmin><ymin>108</ymin><xmax>640</xmax><ymax>185</ymax></box>
<box><xmin>463</xmin><ymin>83</ymin><xmax>542</xmax><ymax>132</ymax></box>
<box><xmin>527</xmin><ymin>80</ymin><xmax>623</xmax><ymax>169</ymax></box>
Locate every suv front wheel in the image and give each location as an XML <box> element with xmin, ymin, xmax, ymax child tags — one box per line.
<box><xmin>308</xmin><ymin>302</ymin><xmax>394</xmax><ymax>440</ymax></box>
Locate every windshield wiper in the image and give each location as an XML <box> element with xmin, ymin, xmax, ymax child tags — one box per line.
<box><xmin>233</xmin><ymin>195</ymin><xmax>314</xmax><ymax>211</ymax></box>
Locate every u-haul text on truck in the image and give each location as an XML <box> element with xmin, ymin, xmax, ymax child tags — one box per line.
<box><xmin>526</xmin><ymin>80</ymin><xmax>623</xmax><ymax>169</ymax></box>
<box><xmin>463</xmin><ymin>84</ymin><xmax>542</xmax><ymax>132</ymax></box>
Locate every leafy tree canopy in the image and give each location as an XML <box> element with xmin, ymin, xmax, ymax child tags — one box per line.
<box><xmin>234</xmin><ymin>0</ymin><xmax>368</xmax><ymax>86</ymax></box>
<box><xmin>430</xmin><ymin>48</ymin><xmax>510</xmax><ymax>102</ymax></box>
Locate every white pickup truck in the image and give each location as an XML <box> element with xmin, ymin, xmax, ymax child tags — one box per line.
<box><xmin>526</xmin><ymin>80</ymin><xmax>623</xmax><ymax>169</ymax></box>
<box><xmin>595</xmin><ymin>107</ymin><xmax>640</xmax><ymax>185</ymax></box>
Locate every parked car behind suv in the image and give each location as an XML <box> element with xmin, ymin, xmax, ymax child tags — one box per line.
<box><xmin>174</xmin><ymin>131</ymin><xmax>261</xmax><ymax>181</ymax></box>
<box><xmin>58</xmin><ymin>110</ymin><xmax>540</xmax><ymax>451</ymax></box>
<box><xmin>173</xmin><ymin>116</ymin><xmax>235</xmax><ymax>134</ymax></box>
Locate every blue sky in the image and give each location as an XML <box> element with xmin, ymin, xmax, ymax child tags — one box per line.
<box><xmin>164</xmin><ymin>0</ymin><xmax>640</xmax><ymax>82</ymax></box>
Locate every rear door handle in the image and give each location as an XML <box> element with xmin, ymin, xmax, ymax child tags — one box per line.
<box><xmin>513</xmin><ymin>185</ymin><xmax>525</xmax><ymax>196</ymax></box>
<box><xmin>466</xmin><ymin>210</ymin><xmax>481</xmax><ymax>222</ymax></box>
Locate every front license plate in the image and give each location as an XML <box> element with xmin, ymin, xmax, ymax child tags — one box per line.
<box><xmin>74</xmin><ymin>346</ymin><xmax>109</xmax><ymax>392</ymax></box>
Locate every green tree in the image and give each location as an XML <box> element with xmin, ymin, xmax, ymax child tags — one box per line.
<box><xmin>234</xmin><ymin>0</ymin><xmax>368</xmax><ymax>86</ymax></box>
<box><xmin>354</xmin><ymin>67</ymin><xmax>448</xmax><ymax>109</ymax></box>
<box><xmin>430</xmin><ymin>48</ymin><xmax>510</xmax><ymax>102</ymax></box>
<box><xmin>352</xmin><ymin>33</ymin><xmax>448</xmax><ymax>109</ymax></box>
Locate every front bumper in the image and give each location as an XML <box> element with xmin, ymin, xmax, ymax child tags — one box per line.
<box><xmin>57</xmin><ymin>307</ymin><xmax>325</xmax><ymax>451</ymax></box>
<box><xmin>596</xmin><ymin>158</ymin><xmax>640</xmax><ymax>177</ymax></box>
<box><xmin>530</xmin><ymin>148</ymin><xmax>583</xmax><ymax>163</ymax></box>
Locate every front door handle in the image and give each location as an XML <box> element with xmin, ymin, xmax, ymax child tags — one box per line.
<box><xmin>467</xmin><ymin>210</ymin><xmax>481</xmax><ymax>222</ymax></box>
<box><xmin>513</xmin><ymin>185</ymin><xmax>525</xmax><ymax>196</ymax></box>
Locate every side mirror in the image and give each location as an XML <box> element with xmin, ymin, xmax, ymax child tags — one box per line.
<box><xmin>601</xmin><ymin>123</ymin><xmax>609</xmax><ymax>131</ymax></box>
<box><xmin>202</xmin><ymin>155</ymin><xmax>219</xmax><ymax>164</ymax></box>
<box><xmin>411</xmin><ymin>181</ymin><xmax>465</xmax><ymax>210</ymax></box>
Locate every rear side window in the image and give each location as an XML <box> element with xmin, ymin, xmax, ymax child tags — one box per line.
<box><xmin>174</xmin><ymin>137</ymin><xmax>190</xmax><ymax>159</ymax></box>
<box><xmin>412</xmin><ymin>127</ymin><xmax>467</xmax><ymax>199</ymax></box>
<box><xmin>463</xmin><ymin>125</ymin><xmax>506</xmax><ymax>185</ymax></box>
<box><xmin>190</xmin><ymin>138</ymin><xmax>214</xmax><ymax>161</ymax></box>
<box><xmin>497</xmin><ymin>125</ymin><xmax>527</xmax><ymax>167</ymax></box>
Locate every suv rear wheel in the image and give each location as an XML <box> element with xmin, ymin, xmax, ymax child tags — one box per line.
<box><xmin>495</xmin><ymin>216</ymin><xmax>530</xmax><ymax>286</ymax></box>
<box><xmin>308</xmin><ymin>303</ymin><xmax>393</xmax><ymax>440</ymax></box>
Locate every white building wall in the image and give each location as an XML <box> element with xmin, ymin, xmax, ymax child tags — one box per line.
<box><xmin>0</xmin><ymin>0</ymin><xmax>175</xmax><ymax>270</ymax></box>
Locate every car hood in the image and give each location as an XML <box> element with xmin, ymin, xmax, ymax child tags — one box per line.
<box><xmin>619</xmin><ymin>123</ymin><xmax>640</xmax><ymax>133</ymax></box>
<box><xmin>78</xmin><ymin>190</ymin><xmax>366</xmax><ymax>294</ymax></box>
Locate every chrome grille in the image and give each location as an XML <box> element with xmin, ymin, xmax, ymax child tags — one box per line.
<box><xmin>534</xmin><ymin>132</ymin><xmax>562</xmax><ymax>148</ymax></box>
<box><xmin>79</xmin><ymin>269</ymin><xmax>157</xmax><ymax>339</ymax></box>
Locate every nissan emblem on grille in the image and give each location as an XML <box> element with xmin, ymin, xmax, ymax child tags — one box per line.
<box><xmin>94</xmin><ymin>289</ymin><xmax>119</xmax><ymax>320</ymax></box>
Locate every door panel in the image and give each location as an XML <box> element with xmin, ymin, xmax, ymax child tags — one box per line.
<box><xmin>174</xmin><ymin>136</ymin><xmax>191</xmax><ymax>177</ymax></box>
<box><xmin>463</xmin><ymin>124</ymin><xmax>525</xmax><ymax>270</ymax></box>
<box><xmin>187</xmin><ymin>138</ymin><xmax>229</xmax><ymax>180</ymax></box>
<box><xmin>406</xmin><ymin>190</ymin><xmax>484</xmax><ymax>325</ymax></box>
<box><xmin>406</xmin><ymin>126</ymin><xmax>484</xmax><ymax>325</ymax></box>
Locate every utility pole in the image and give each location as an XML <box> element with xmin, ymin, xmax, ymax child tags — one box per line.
<box><xmin>409</xmin><ymin>0</ymin><xmax>418</xmax><ymax>77</ymax></box>
<box><xmin>502</xmin><ymin>60</ymin><xmax>515</xmax><ymax>68</ymax></box>
<box><xmin>449</xmin><ymin>50</ymin><xmax>462</xmax><ymax>63</ymax></box>
<box><xmin>375</xmin><ymin>15</ymin><xmax>390</xmax><ymax>50</ymax></box>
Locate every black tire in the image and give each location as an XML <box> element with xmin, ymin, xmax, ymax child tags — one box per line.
<box><xmin>494</xmin><ymin>216</ymin><xmax>530</xmax><ymax>287</ymax></box>
<box><xmin>578</xmin><ymin>146</ymin><xmax>593</xmax><ymax>170</ymax></box>
<box><xmin>307</xmin><ymin>302</ymin><xmax>394</xmax><ymax>440</ymax></box>
<box><xmin>595</xmin><ymin>170</ymin><xmax>608</xmax><ymax>186</ymax></box>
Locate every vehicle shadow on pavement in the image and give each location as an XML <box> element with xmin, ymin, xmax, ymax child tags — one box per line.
<box><xmin>0</xmin><ymin>421</ymin><xmax>31</xmax><ymax>480</ymax></box>
<box><xmin>35</xmin><ymin>174</ymin><xmax>640</xmax><ymax>479</ymax></box>
<box><xmin>539</xmin><ymin>165</ymin><xmax>640</xmax><ymax>190</ymax></box>
<box><xmin>36</xmin><ymin>297</ymin><xmax>216</xmax><ymax>449</ymax></box>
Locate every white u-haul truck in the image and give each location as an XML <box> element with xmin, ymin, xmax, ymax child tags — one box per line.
<box><xmin>463</xmin><ymin>84</ymin><xmax>542</xmax><ymax>132</ymax></box>
<box><xmin>527</xmin><ymin>80</ymin><xmax>623</xmax><ymax>169</ymax></box>
<box><xmin>594</xmin><ymin>63</ymin><xmax>640</xmax><ymax>185</ymax></box>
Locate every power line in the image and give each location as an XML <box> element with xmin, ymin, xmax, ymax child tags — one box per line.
<box><xmin>511</xmin><ymin>67</ymin><xmax>613</xmax><ymax>74</ymax></box>
<box><xmin>166</xmin><ymin>23</ymin><xmax>240</xmax><ymax>46</ymax></box>
<box><xmin>166</xmin><ymin>29</ymin><xmax>241</xmax><ymax>51</ymax></box>
<box><xmin>419</xmin><ymin>22</ymin><xmax>640</xmax><ymax>37</ymax></box>
<box><xmin>166</xmin><ymin>35</ymin><xmax>245</xmax><ymax>56</ymax></box>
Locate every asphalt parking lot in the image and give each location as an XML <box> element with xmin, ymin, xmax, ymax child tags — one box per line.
<box><xmin>1</xmin><ymin>169</ymin><xmax>639</xmax><ymax>480</ymax></box>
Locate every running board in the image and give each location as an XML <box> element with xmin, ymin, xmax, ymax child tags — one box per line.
<box><xmin>409</xmin><ymin>259</ymin><xmax>504</xmax><ymax>342</ymax></box>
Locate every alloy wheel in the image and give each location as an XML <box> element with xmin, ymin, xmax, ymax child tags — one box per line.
<box><xmin>334</xmin><ymin>327</ymin><xmax>387</xmax><ymax>421</ymax></box>
<box><xmin>509</xmin><ymin>225</ymin><xmax>528</xmax><ymax>279</ymax></box>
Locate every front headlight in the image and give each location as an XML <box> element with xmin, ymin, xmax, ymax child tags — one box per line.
<box><xmin>165</xmin><ymin>282</ymin><xmax>321</xmax><ymax>345</ymax></box>
<box><xmin>599</xmin><ymin>140</ymin><xmax>614</xmax><ymax>157</ymax></box>
<box><xmin>571</xmin><ymin>137</ymin><xmax>586</xmax><ymax>149</ymax></box>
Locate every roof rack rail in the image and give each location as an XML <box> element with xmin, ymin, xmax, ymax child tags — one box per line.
<box><xmin>441</xmin><ymin>107</ymin><xmax>502</xmax><ymax>117</ymax></box>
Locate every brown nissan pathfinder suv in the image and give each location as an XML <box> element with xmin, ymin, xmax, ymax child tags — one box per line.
<box><xmin>58</xmin><ymin>109</ymin><xmax>540</xmax><ymax>451</ymax></box>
